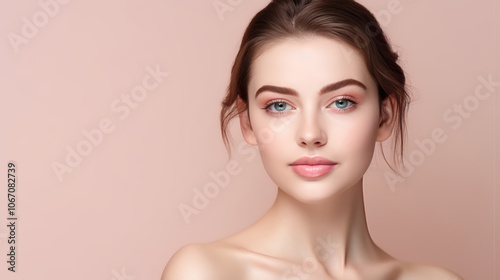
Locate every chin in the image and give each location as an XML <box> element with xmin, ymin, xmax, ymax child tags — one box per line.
<box><xmin>277</xmin><ymin>174</ymin><xmax>359</xmax><ymax>204</ymax></box>
<box><xmin>273</xmin><ymin>166</ymin><xmax>364</xmax><ymax>204</ymax></box>
<box><xmin>287</xmin><ymin>189</ymin><xmax>348</xmax><ymax>204</ymax></box>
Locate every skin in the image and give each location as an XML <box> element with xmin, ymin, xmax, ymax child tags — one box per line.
<box><xmin>162</xmin><ymin>35</ymin><xmax>463</xmax><ymax>280</ymax></box>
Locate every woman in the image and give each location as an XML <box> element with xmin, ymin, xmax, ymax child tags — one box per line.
<box><xmin>162</xmin><ymin>0</ymin><xmax>463</xmax><ymax>279</ymax></box>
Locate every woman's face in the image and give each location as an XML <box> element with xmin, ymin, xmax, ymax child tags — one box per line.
<box><xmin>240</xmin><ymin>35</ymin><xmax>393</xmax><ymax>203</ymax></box>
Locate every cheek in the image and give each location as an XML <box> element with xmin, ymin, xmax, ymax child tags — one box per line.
<box><xmin>329</xmin><ymin>111</ymin><xmax>379</xmax><ymax>157</ymax></box>
<box><xmin>251</xmin><ymin>113</ymin><xmax>293</xmax><ymax>147</ymax></box>
<box><xmin>251</xmin><ymin>117</ymin><xmax>293</xmax><ymax>167</ymax></box>
<box><xmin>253</xmin><ymin>123</ymin><xmax>282</xmax><ymax>149</ymax></box>
<box><xmin>254</xmin><ymin>130</ymin><xmax>287</xmax><ymax>181</ymax></box>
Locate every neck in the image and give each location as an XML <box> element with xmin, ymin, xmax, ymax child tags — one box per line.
<box><xmin>247</xmin><ymin>178</ymin><xmax>389</xmax><ymax>275</ymax></box>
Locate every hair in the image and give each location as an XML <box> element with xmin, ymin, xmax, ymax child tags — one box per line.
<box><xmin>219</xmin><ymin>0</ymin><xmax>412</xmax><ymax>176</ymax></box>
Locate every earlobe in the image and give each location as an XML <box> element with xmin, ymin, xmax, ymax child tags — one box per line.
<box><xmin>238</xmin><ymin>106</ymin><xmax>258</xmax><ymax>146</ymax></box>
<box><xmin>376</xmin><ymin>96</ymin><xmax>396</xmax><ymax>142</ymax></box>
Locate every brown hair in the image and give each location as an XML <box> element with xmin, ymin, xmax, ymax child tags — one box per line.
<box><xmin>220</xmin><ymin>0</ymin><xmax>411</xmax><ymax>175</ymax></box>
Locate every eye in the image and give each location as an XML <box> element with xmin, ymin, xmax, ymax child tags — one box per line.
<box><xmin>330</xmin><ymin>98</ymin><xmax>357</xmax><ymax>111</ymax></box>
<box><xmin>264</xmin><ymin>100</ymin><xmax>293</xmax><ymax>115</ymax></box>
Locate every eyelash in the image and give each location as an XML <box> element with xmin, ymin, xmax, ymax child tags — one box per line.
<box><xmin>263</xmin><ymin>96</ymin><xmax>358</xmax><ymax>116</ymax></box>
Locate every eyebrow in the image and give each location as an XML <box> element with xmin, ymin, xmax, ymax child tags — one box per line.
<box><xmin>254</xmin><ymin>78</ymin><xmax>367</xmax><ymax>98</ymax></box>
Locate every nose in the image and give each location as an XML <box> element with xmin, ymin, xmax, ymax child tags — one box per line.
<box><xmin>296</xmin><ymin>111</ymin><xmax>327</xmax><ymax>147</ymax></box>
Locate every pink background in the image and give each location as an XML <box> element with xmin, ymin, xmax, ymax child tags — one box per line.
<box><xmin>0</xmin><ymin>0</ymin><xmax>498</xmax><ymax>279</ymax></box>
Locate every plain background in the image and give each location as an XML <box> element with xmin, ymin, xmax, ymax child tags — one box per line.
<box><xmin>0</xmin><ymin>0</ymin><xmax>498</xmax><ymax>279</ymax></box>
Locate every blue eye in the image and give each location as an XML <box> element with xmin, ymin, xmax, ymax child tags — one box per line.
<box><xmin>334</xmin><ymin>99</ymin><xmax>350</xmax><ymax>108</ymax></box>
<box><xmin>331</xmin><ymin>98</ymin><xmax>356</xmax><ymax>110</ymax></box>
<box><xmin>264</xmin><ymin>98</ymin><xmax>357</xmax><ymax>116</ymax></box>
<box><xmin>265</xmin><ymin>101</ymin><xmax>292</xmax><ymax>114</ymax></box>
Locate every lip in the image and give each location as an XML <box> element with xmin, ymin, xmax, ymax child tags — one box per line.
<box><xmin>290</xmin><ymin>156</ymin><xmax>337</xmax><ymax>166</ymax></box>
<box><xmin>289</xmin><ymin>156</ymin><xmax>337</xmax><ymax>178</ymax></box>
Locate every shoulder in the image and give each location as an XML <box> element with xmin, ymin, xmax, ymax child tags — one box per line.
<box><xmin>396</xmin><ymin>262</ymin><xmax>463</xmax><ymax>280</ymax></box>
<box><xmin>160</xmin><ymin>242</ymin><xmax>243</xmax><ymax>280</ymax></box>
<box><xmin>161</xmin><ymin>243</ymin><xmax>219</xmax><ymax>280</ymax></box>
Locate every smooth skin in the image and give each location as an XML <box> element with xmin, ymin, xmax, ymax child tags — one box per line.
<box><xmin>162</xmin><ymin>36</ymin><xmax>463</xmax><ymax>280</ymax></box>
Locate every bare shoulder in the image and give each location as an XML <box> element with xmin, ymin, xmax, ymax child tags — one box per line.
<box><xmin>160</xmin><ymin>243</ymin><xmax>217</xmax><ymax>280</ymax></box>
<box><xmin>396</xmin><ymin>262</ymin><xmax>463</xmax><ymax>280</ymax></box>
<box><xmin>160</xmin><ymin>242</ymin><xmax>243</xmax><ymax>280</ymax></box>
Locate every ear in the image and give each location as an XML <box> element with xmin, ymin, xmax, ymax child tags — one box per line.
<box><xmin>376</xmin><ymin>96</ymin><xmax>396</xmax><ymax>142</ymax></box>
<box><xmin>238</xmin><ymin>100</ymin><xmax>258</xmax><ymax>146</ymax></box>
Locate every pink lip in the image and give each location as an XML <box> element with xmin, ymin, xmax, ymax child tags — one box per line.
<box><xmin>289</xmin><ymin>156</ymin><xmax>337</xmax><ymax>178</ymax></box>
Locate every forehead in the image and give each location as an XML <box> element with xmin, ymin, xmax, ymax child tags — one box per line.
<box><xmin>248</xmin><ymin>36</ymin><xmax>376</xmax><ymax>97</ymax></box>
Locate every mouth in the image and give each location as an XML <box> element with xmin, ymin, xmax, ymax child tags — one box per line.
<box><xmin>289</xmin><ymin>156</ymin><xmax>337</xmax><ymax>178</ymax></box>
<box><xmin>290</xmin><ymin>156</ymin><xmax>337</xmax><ymax>166</ymax></box>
